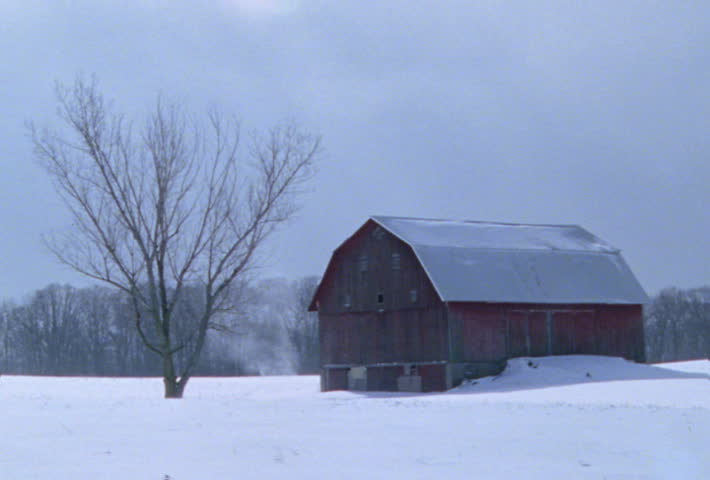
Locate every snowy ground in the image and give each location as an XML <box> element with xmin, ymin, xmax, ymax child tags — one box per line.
<box><xmin>1</xmin><ymin>356</ymin><xmax>708</xmax><ymax>480</ymax></box>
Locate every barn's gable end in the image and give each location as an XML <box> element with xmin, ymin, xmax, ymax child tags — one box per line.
<box><xmin>314</xmin><ymin>220</ymin><xmax>449</xmax><ymax>381</ymax></box>
<box><xmin>309</xmin><ymin>219</ymin><xmax>441</xmax><ymax>314</ymax></box>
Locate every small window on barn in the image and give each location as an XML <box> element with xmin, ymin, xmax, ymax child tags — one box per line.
<box><xmin>392</xmin><ymin>252</ymin><xmax>401</xmax><ymax>270</ymax></box>
<box><xmin>344</xmin><ymin>294</ymin><xmax>351</xmax><ymax>308</ymax></box>
<box><xmin>376</xmin><ymin>292</ymin><xmax>384</xmax><ymax>304</ymax></box>
<box><xmin>409</xmin><ymin>289</ymin><xmax>418</xmax><ymax>303</ymax></box>
<box><xmin>372</xmin><ymin>226</ymin><xmax>385</xmax><ymax>240</ymax></box>
<box><xmin>359</xmin><ymin>254</ymin><xmax>368</xmax><ymax>272</ymax></box>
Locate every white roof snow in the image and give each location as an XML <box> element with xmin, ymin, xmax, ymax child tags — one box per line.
<box><xmin>371</xmin><ymin>216</ymin><xmax>648</xmax><ymax>304</ymax></box>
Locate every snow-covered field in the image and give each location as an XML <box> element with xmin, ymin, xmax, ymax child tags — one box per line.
<box><xmin>1</xmin><ymin>356</ymin><xmax>708</xmax><ymax>480</ymax></box>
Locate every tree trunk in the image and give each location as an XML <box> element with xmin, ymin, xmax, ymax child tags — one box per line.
<box><xmin>162</xmin><ymin>353</ymin><xmax>185</xmax><ymax>399</ymax></box>
<box><xmin>163</xmin><ymin>377</ymin><xmax>185</xmax><ymax>398</ymax></box>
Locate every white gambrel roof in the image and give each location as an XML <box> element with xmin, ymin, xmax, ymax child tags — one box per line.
<box><xmin>372</xmin><ymin>216</ymin><xmax>648</xmax><ymax>304</ymax></box>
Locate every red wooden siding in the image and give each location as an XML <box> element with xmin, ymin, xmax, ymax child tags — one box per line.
<box><xmin>596</xmin><ymin>305</ymin><xmax>645</xmax><ymax>361</ymax></box>
<box><xmin>314</xmin><ymin>220</ymin><xmax>440</xmax><ymax>315</ymax></box>
<box><xmin>552</xmin><ymin>311</ymin><xmax>596</xmax><ymax>355</ymax></box>
<box><xmin>528</xmin><ymin>312</ymin><xmax>548</xmax><ymax>356</ymax></box>
<box><xmin>449</xmin><ymin>304</ymin><xmax>507</xmax><ymax>363</ymax></box>
<box><xmin>507</xmin><ymin>310</ymin><xmax>550</xmax><ymax>357</ymax></box>
<box><xmin>448</xmin><ymin>303</ymin><xmax>645</xmax><ymax>364</ymax></box>
<box><xmin>319</xmin><ymin>307</ymin><xmax>448</xmax><ymax>367</ymax></box>
<box><xmin>508</xmin><ymin>311</ymin><xmax>528</xmax><ymax>358</ymax></box>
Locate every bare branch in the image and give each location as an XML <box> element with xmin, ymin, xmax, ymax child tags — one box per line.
<box><xmin>31</xmin><ymin>76</ymin><xmax>321</xmax><ymax>398</ymax></box>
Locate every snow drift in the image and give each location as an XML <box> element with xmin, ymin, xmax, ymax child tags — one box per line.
<box><xmin>455</xmin><ymin>355</ymin><xmax>709</xmax><ymax>393</ymax></box>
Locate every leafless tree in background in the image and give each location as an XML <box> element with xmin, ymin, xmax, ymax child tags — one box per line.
<box><xmin>283</xmin><ymin>276</ymin><xmax>320</xmax><ymax>373</ymax></box>
<box><xmin>3</xmin><ymin>285</ymin><xmax>82</xmax><ymax>374</ymax></box>
<box><xmin>645</xmin><ymin>287</ymin><xmax>710</xmax><ymax>362</ymax></box>
<box><xmin>30</xmin><ymin>76</ymin><xmax>320</xmax><ymax>397</ymax></box>
<box><xmin>0</xmin><ymin>301</ymin><xmax>11</xmax><ymax>373</ymax></box>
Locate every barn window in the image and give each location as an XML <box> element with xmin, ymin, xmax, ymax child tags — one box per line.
<box><xmin>392</xmin><ymin>252</ymin><xmax>401</xmax><ymax>270</ymax></box>
<box><xmin>372</xmin><ymin>226</ymin><xmax>385</xmax><ymax>240</ymax></box>
<box><xmin>359</xmin><ymin>254</ymin><xmax>368</xmax><ymax>272</ymax></box>
<box><xmin>376</xmin><ymin>292</ymin><xmax>384</xmax><ymax>304</ymax></box>
<box><xmin>344</xmin><ymin>293</ymin><xmax>351</xmax><ymax>308</ymax></box>
<box><xmin>409</xmin><ymin>289</ymin><xmax>417</xmax><ymax>303</ymax></box>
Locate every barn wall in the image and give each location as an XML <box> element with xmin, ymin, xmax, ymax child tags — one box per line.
<box><xmin>316</xmin><ymin>220</ymin><xmax>450</xmax><ymax>392</ymax></box>
<box><xmin>596</xmin><ymin>305</ymin><xmax>645</xmax><ymax>362</ymax></box>
<box><xmin>320</xmin><ymin>301</ymin><xmax>643</xmax><ymax>391</ymax></box>
<box><xmin>447</xmin><ymin>302</ymin><xmax>646</xmax><ymax>366</ymax></box>
<box><xmin>315</xmin><ymin>220</ymin><xmax>441</xmax><ymax>315</ymax></box>
<box><xmin>319</xmin><ymin>307</ymin><xmax>449</xmax><ymax>367</ymax></box>
<box><xmin>447</xmin><ymin>303</ymin><xmax>508</xmax><ymax>364</ymax></box>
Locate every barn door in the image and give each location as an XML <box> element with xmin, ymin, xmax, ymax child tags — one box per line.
<box><xmin>528</xmin><ymin>312</ymin><xmax>548</xmax><ymax>356</ymax></box>
<box><xmin>508</xmin><ymin>312</ymin><xmax>529</xmax><ymax>357</ymax></box>
<box><xmin>552</xmin><ymin>311</ymin><xmax>596</xmax><ymax>355</ymax></box>
<box><xmin>509</xmin><ymin>311</ymin><xmax>550</xmax><ymax>357</ymax></box>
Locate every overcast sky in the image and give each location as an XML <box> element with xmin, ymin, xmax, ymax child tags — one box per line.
<box><xmin>1</xmin><ymin>0</ymin><xmax>708</xmax><ymax>300</ymax></box>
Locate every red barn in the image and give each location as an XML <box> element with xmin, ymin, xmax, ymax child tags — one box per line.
<box><xmin>309</xmin><ymin>216</ymin><xmax>648</xmax><ymax>392</ymax></box>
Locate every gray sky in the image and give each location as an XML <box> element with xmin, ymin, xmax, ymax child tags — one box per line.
<box><xmin>1</xmin><ymin>0</ymin><xmax>708</xmax><ymax>300</ymax></box>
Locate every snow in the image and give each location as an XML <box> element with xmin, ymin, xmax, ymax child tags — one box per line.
<box><xmin>1</xmin><ymin>357</ymin><xmax>709</xmax><ymax>479</ymax></box>
<box><xmin>372</xmin><ymin>216</ymin><xmax>617</xmax><ymax>253</ymax></box>
<box><xmin>453</xmin><ymin>356</ymin><xmax>710</xmax><ymax>408</ymax></box>
<box><xmin>371</xmin><ymin>216</ymin><xmax>648</xmax><ymax>304</ymax></box>
<box><xmin>415</xmin><ymin>246</ymin><xmax>647</xmax><ymax>303</ymax></box>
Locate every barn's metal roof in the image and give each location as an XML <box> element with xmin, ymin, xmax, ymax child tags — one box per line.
<box><xmin>371</xmin><ymin>216</ymin><xmax>648</xmax><ymax>304</ymax></box>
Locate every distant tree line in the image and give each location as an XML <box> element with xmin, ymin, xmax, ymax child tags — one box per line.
<box><xmin>0</xmin><ymin>276</ymin><xmax>319</xmax><ymax>377</ymax></box>
<box><xmin>3</xmin><ymin>279</ymin><xmax>707</xmax><ymax>376</ymax></box>
<box><xmin>645</xmin><ymin>286</ymin><xmax>710</xmax><ymax>363</ymax></box>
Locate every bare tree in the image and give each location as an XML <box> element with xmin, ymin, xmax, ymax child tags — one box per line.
<box><xmin>12</xmin><ymin>284</ymin><xmax>84</xmax><ymax>374</ymax></box>
<box><xmin>283</xmin><ymin>276</ymin><xmax>320</xmax><ymax>373</ymax></box>
<box><xmin>645</xmin><ymin>286</ymin><xmax>710</xmax><ymax>362</ymax></box>
<box><xmin>74</xmin><ymin>286</ymin><xmax>116</xmax><ymax>375</ymax></box>
<box><xmin>30</xmin><ymin>77</ymin><xmax>320</xmax><ymax>397</ymax></box>
<box><xmin>0</xmin><ymin>301</ymin><xmax>11</xmax><ymax>373</ymax></box>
